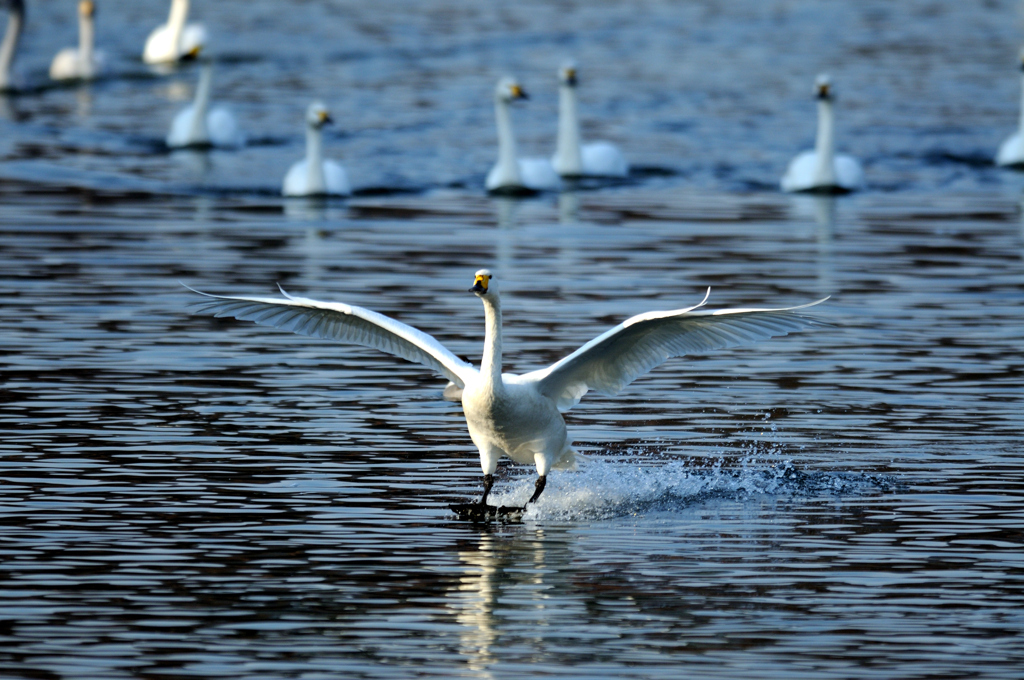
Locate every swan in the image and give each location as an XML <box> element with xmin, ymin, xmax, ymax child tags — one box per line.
<box><xmin>996</xmin><ymin>49</ymin><xmax>1024</xmax><ymax>167</ymax></box>
<box><xmin>781</xmin><ymin>74</ymin><xmax>864</xmax><ymax>193</ymax></box>
<box><xmin>551</xmin><ymin>62</ymin><xmax>629</xmax><ymax>178</ymax></box>
<box><xmin>50</xmin><ymin>1</ymin><xmax>105</xmax><ymax>81</ymax></box>
<box><xmin>184</xmin><ymin>270</ymin><xmax>828</xmax><ymax>517</ymax></box>
<box><xmin>0</xmin><ymin>0</ymin><xmax>24</xmax><ymax>91</ymax></box>
<box><xmin>166</xmin><ymin>61</ymin><xmax>245</xmax><ymax>149</ymax></box>
<box><xmin>143</xmin><ymin>0</ymin><xmax>206</xmax><ymax>65</ymax></box>
<box><xmin>282</xmin><ymin>101</ymin><xmax>351</xmax><ymax>197</ymax></box>
<box><xmin>486</xmin><ymin>77</ymin><xmax>561</xmax><ymax>194</ymax></box>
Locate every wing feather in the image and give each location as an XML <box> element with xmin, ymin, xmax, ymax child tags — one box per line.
<box><xmin>184</xmin><ymin>284</ymin><xmax>477</xmax><ymax>387</ymax></box>
<box><xmin>521</xmin><ymin>292</ymin><xmax>829</xmax><ymax>411</ymax></box>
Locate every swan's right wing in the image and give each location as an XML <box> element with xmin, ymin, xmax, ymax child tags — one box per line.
<box><xmin>184</xmin><ymin>285</ymin><xmax>478</xmax><ymax>387</ymax></box>
<box><xmin>521</xmin><ymin>291</ymin><xmax>830</xmax><ymax>411</ymax></box>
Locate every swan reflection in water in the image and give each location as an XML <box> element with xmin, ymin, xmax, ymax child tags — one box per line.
<box><xmin>788</xmin><ymin>193</ymin><xmax>837</xmax><ymax>296</ymax></box>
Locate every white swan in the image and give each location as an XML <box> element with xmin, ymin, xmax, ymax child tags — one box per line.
<box><xmin>143</xmin><ymin>0</ymin><xmax>206</xmax><ymax>65</ymax></box>
<box><xmin>166</xmin><ymin>62</ymin><xmax>245</xmax><ymax>149</ymax></box>
<box><xmin>486</xmin><ymin>77</ymin><xmax>561</xmax><ymax>193</ymax></box>
<box><xmin>996</xmin><ymin>49</ymin><xmax>1024</xmax><ymax>167</ymax></box>
<box><xmin>0</xmin><ymin>0</ymin><xmax>24</xmax><ymax>91</ymax></box>
<box><xmin>552</xmin><ymin>62</ymin><xmax>629</xmax><ymax>178</ymax></box>
<box><xmin>282</xmin><ymin>101</ymin><xmax>351</xmax><ymax>197</ymax></box>
<box><xmin>50</xmin><ymin>1</ymin><xmax>105</xmax><ymax>81</ymax></box>
<box><xmin>185</xmin><ymin>270</ymin><xmax>828</xmax><ymax>515</ymax></box>
<box><xmin>781</xmin><ymin>74</ymin><xmax>864</xmax><ymax>193</ymax></box>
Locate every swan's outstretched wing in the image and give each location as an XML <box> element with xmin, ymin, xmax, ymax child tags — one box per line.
<box><xmin>520</xmin><ymin>290</ymin><xmax>829</xmax><ymax>411</ymax></box>
<box><xmin>184</xmin><ymin>285</ymin><xmax>477</xmax><ymax>387</ymax></box>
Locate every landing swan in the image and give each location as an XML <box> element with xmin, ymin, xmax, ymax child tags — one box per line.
<box><xmin>51</xmin><ymin>1</ymin><xmax>105</xmax><ymax>81</ymax></box>
<box><xmin>0</xmin><ymin>0</ymin><xmax>24</xmax><ymax>91</ymax></box>
<box><xmin>282</xmin><ymin>101</ymin><xmax>350</xmax><ymax>197</ymax></box>
<box><xmin>552</xmin><ymin>62</ymin><xmax>629</xmax><ymax>177</ymax></box>
<box><xmin>996</xmin><ymin>49</ymin><xmax>1024</xmax><ymax>167</ymax></box>
<box><xmin>486</xmin><ymin>77</ymin><xmax>560</xmax><ymax>193</ymax></box>
<box><xmin>185</xmin><ymin>271</ymin><xmax>828</xmax><ymax>514</ymax></box>
<box><xmin>166</xmin><ymin>61</ymin><xmax>245</xmax><ymax>149</ymax></box>
<box><xmin>781</xmin><ymin>74</ymin><xmax>864</xmax><ymax>193</ymax></box>
<box><xmin>143</xmin><ymin>0</ymin><xmax>206</xmax><ymax>65</ymax></box>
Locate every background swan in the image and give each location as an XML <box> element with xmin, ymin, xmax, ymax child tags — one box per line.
<box><xmin>143</xmin><ymin>0</ymin><xmax>206</xmax><ymax>64</ymax></box>
<box><xmin>552</xmin><ymin>62</ymin><xmax>629</xmax><ymax>178</ymax></box>
<box><xmin>0</xmin><ymin>0</ymin><xmax>24</xmax><ymax>91</ymax></box>
<box><xmin>282</xmin><ymin>101</ymin><xmax>351</xmax><ymax>197</ymax></box>
<box><xmin>486</xmin><ymin>77</ymin><xmax>560</xmax><ymax>193</ymax></box>
<box><xmin>185</xmin><ymin>270</ymin><xmax>828</xmax><ymax>515</ymax></box>
<box><xmin>996</xmin><ymin>49</ymin><xmax>1024</xmax><ymax>167</ymax></box>
<box><xmin>50</xmin><ymin>1</ymin><xmax>105</xmax><ymax>81</ymax></box>
<box><xmin>166</xmin><ymin>61</ymin><xmax>245</xmax><ymax>148</ymax></box>
<box><xmin>781</xmin><ymin>74</ymin><xmax>864</xmax><ymax>193</ymax></box>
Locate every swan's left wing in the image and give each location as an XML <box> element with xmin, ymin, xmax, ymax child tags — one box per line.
<box><xmin>520</xmin><ymin>290</ymin><xmax>829</xmax><ymax>411</ymax></box>
<box><xmin>184</xmin><ymin>285</ymin><xmax>477</xmax><ymax>387</ymax></box>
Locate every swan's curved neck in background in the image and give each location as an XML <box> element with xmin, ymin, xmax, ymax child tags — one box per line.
<box><xmin>813</xmin><ymin>98</ymin><xmax>837</xmax><ymax>186</ymax></box>
<box><xmin>494</xmin><ymin>97</ymin><xmax>521</xmax><ymax>184</ymax></box>
<box><xmin>168</xmin><ymin>0</ymin><xmax>189</xmax><ymax>50</ymax></box>
<box><xmin>188</xmin><ymin>63</ymin><xmax>213</xmax><ymax>142</ymax></box>
<box><xmin>1017</xmin><ymin>71</ymin><xmax>1024</xmax><ymax>132</ymax></box>
<box><xmin>0</xmin><ymin>5</ymin><xmax>24</xmax><ymax>90</ymax></box>
<box><xmin>554</xmin><ymin>84</ymin><xmax>582</xmax><ymax>174</ymax></box>
<box><xmin>480</xmin><ymin>293</ymin><xmax>504</xmax><ymax>391</ymax></box>
<box><xmin>305</xmin><ymin>124</ymin><xmax>327</xmax><ymax>194</ymax></box>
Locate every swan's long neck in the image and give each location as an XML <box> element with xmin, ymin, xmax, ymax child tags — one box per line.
<box><xmin>494</xmin><ymin>97</ymin><xmax>521</xmax><ymax>185</ymax></box>
<box><xmin>1017</xmin><ymin>71</ymin><xmax>1024</xmax><ymax>133</ymax></box>
<box><xmin>305</xmin><ymin>124</ymin><xmax>327</xmax><ymax>194</ymax></box>
<box><xmin>168</xmin><ymin>0</ymin><xmax>189</xmax><ymax>52</ymax></box>
<box><xmin>554</xmin><ymin>83</ymin><xmax>582</xmax><ymax>175</ymax></box>
<box><xmin>0</xmin><ymin>5</ymin><xmax>24</xmax><ymax>90</ymax></box>
<box><xmin>188</xmin><ymin>64</ymin><xmax>213</xmax><ymax>143</ymax></box>
<box><xmin>813</xmin><ymin>98</ymin><xmax>837</xmax><ymax>186</ymax></box>
<box><xmin>79</xmin><ymin>9</ymin><xmax>94</xmax><ymax>69</ymax></box>
<box><xmin>480</xmin><ymin>293</ymin><xmax>504</xmax><ymax>392</ymax></box>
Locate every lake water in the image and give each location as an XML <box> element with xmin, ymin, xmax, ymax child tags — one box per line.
<box><xmin>1</xmin><ymin>1</ymin><xmax>1023</xmax><ymax>678</ymax></box>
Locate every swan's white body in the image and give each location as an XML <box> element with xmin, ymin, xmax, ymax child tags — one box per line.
<box><xmin>50</xmin><ymin>1</ymin><xmax>105</xmax><ymax>81</ymax></box>
<box><xmin>0</xmin><ymin>0</ymin><xmax>24</xmax><ymax>91</ymax></box>
<box><xmin>486</xmin><ymin>77</ymin><xmax>561</xmax><ymax>193</ymax></box>
<box><xmin>282</xmin><ymin>101</ymin><xmax>351</xmax><ymax>197</ymax></box>
<box><xmin>143</xmin><ymin>0</ymin><xmax>206</xmax><ymax>65</ymax></box>
<box><xmin>996</xmin><ymin>53</ymin><xmax>1024</xmax><ymax>167</ymax></box>
<box><xmin>781</xmin><ymin>75</ymin><xmax>864</xmax><ymax>193</ymax></box>
<box><xmin>166</xmin><ymin>62</ymin><xmax>245</xmax><ymax>148</ymax></box>
<box><xmin>552</xmin><ymin>64</ymin><xmax>628</xmax><ymax>178</ymax></box>
<box><xmin>186</xmin><ymin>270</ymin><xmax>828</xmax><ymax>509</ymax></box>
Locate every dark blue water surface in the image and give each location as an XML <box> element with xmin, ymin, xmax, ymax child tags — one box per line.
<box><xmin>1</xmin><ymin>1</ymin><xmax>1023</xmax><ymax>678</ymax></box>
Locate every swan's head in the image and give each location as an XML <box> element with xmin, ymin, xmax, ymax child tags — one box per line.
<box><xmin>305</xmin><ymin>101</ymin><xmax>333</xmax><ymax>129</ymax></box>
<box><xmin>495</xmin><ymin>77</ymin><xmax>528</xmax><ymax>103</ymax></box>
<box><xmin>815</xmin><ymin>74</ymin><xmax>833</xmax><ymax>101</ymax></box>
<box><xmin>470</xmin><ymin>269</ymin><xmax>494</xmax><ymax>297</ymax></box>
<box><xmin>2</xmin><ymin>0</ymin><xmax>25</xmax><ymax>12</ymax></box>
<box><xmin>79</xmin><ymin>0</ymin><xmax>95</xmax><ymax>18</ymax></box>
<box><xmin>559</xmin><ymin>61</ymin><xmax>578</xmax><ymax>87</ymax></box>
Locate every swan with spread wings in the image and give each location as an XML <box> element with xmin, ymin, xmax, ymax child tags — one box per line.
<box><xmin>185</xmin><ymin>270</ymin><xmax>828</xmax><ymax>517</ymax></box>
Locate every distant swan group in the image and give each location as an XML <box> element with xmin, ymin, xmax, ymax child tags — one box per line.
<box><xmin>6</xmin><ymin>1</ymin><xmax>1024</xmax><ymax>197</ymax></box>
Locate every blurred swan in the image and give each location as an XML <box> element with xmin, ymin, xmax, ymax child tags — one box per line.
<box><xmin>552</xmin><ymin>62</ymin><xmax>628</xmax><ymax>177</ymax></box>
<box><xmin>185</xmin><ymin>270</ymin><xmax>828</xmax><ymax>514</ymax></box>
<box><xmin>0</xmin><ymin>0</ymin><xmax>24</xmax><ymax>91</ymax></box>
<box><xmin>996</xmin><ymin>49</ymin><xmax>1024</xmax><ymax>167</ymax></box>
<box><xmin>282</xmin><ymin>101</ymin><xmax>350</xmax><ymax>197</ymax></box>
<box><xmin>50</xmin><ymin>1</ymin><xmax>105</xmax><ymax>81</ymax></box>
<box><xmin>487</xmin><ymin>77</ymin><xmax>560</xmax><ymax>193</ymax></box>
<box><xmin>781</xmin><ymin>74</ymin><xmax>864</xmax><ymax>193</ymax></box>
<box><xmin>166</xmin><ymin>61</ymin><xmax>244</xmax><ymax>148</ymax></box>
<box><xmin>143</xmin><ymin>0</ymin><xmax>205</xmax><ymax>64</ymax></box>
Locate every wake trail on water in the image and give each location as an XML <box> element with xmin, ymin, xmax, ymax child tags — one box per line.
<box><xmin>485</xmin><ymin>447</ymin><xmax>899</xmax><ymax>521</ymax></box>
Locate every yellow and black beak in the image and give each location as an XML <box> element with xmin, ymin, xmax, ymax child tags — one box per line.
<box><xmin>564</xmin><ymin>68</ymin><xmax>577</xmax><ymax>86</ymax></box>
<box><xmin>470</xmin><ymin>273</ymin><xmax>490</xmax><ymax>294</ymax></box>
<box><xmin>318</xmin><ymin>110</ymin><xmax>333</xmax><ymax>125</ymax></box>
<box><xmin>816</xmin><ymin>83</ymin><xmax>831</xmax><ymax>100</ymax></box>
<box><xmin>510</xmin><ymin>84</ymin><xmax>529</xmax><ymax>101</ymax></box>
<box><xmin>185</xmin><ymin>45</ymin><xmax>203</xmax><ymax>60</ymax></box>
